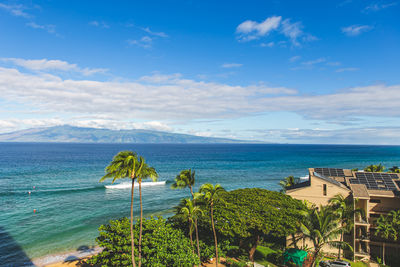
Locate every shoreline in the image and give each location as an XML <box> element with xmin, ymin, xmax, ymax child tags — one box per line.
<box><xmin>32</xmin><ymin>246</ymin><xmax>102</xmax><ymax>267</ymax></box>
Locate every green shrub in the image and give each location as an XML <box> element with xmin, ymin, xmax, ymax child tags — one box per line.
<box><xmin>86</xmin><ymin>217</ymin><xmax>199</xmax><ymax>267</ymax></box>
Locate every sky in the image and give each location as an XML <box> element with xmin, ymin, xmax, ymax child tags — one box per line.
<box><xmin>0</xmin><ymin>0</ymin><xmax>400</xmax><ymax>144</ymax></box>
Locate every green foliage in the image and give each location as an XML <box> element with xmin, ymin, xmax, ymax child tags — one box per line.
<box><xmin>364</xmin><ymin>163</ymin><xmax>385</xmax><ymax>172</ymax></box>
<box><xmin>388</xmin><ymin>166</ymin><xmax>400</xmax><ymax>173</ymax></box>
<box><xmin>87</xmin><ymin>217</ymin><xmax>199</xmax><ymax>267</ymax></box>
<box><xmin>213</xmin><ymin>188</ymin><xmax>306</xmax><ymax>260</ymax></box>
<box><xmin>171</xmin><ymin>169</ymin><xmax>196</xmax><ymax>192</ymax></box>
<box><xmin>300</xmin><ymin>205</ymin><xmax>352</xmax><ymax>266</ymax></box>
<box><xmin>278</xmin><ymin>175</ymin><xmax>300</xmax><ymax>192</ymax></box>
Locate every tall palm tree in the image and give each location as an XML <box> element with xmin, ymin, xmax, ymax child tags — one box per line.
<box><xmin>171</xmin><ymin>169</ymin><xmax>202</xmax><ymax>260</ymax></box>
<box><xmin>180</xmin><ymin>198</ymin><xmax>204</xmax><ymax>260</ymax></box>
<box><xmin>100</xmin><ymin>151</ymin><xmax>140</xmax><ymax>267</ymax></box>
<box><xmin>375</xmin><ymin>214</ymin><xmax>397</xmax><ymax>265</ymax></box>
<box><xmin>364</xmin><ymin>164</ymin><xmax>385</xmax><ymax>172</ymax></box>
<box><xmin>279</xmin><ymin>175</ymin><xmax>299</xmax><ymax>192</ymax></box>
<box><xmin>136</xmin><ymin>156</ymin><xmax>158</xmax><ymax>267</ymax></box>
<box><xmin>300</xmin><ymin>205</ymin><xmax>352</xmax><ymax>267</ymax></box>
<box><xmin>388</xmin><ymin>166</ymin><xmax>400</xmax><ymax>173</ymax></box>
<box><xmin>199</xmin><ymin>183</ymin><xmax>225</xmax><ymax>267</ymax></box>
<box><xmin>328</xmin><ymin>194</ymin><xmax>364</xmax><ymax>259</ymax></box>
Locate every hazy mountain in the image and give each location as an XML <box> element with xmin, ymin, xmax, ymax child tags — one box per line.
<box><xmin>0</xmin><ymin>125</ymin><xmax>246</xmax><ymax>143</ymax></box>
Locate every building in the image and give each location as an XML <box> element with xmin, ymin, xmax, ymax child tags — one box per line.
<box><xmin>286</xmin><ymin>168</ymin><xmax>400</xmax><ymax>260</ymax></box>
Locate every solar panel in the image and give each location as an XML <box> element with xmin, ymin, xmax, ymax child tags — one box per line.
<box><xmin>350</xmin><ymin>172</ymin><xmax>399</xmax><ymax>191</ymax></box>
<box><xmin>314</xmin><ymin>168</ymin><xmax>345</xmax><ymax>177</ymax></box>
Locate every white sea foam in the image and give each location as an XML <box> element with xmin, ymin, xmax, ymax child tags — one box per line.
<box><xmin>105</xmin><ymin>181</ymin><xmax>166</xmax><ymax>189</ymax></box>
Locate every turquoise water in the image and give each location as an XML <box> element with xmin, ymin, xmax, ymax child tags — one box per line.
<box><xmin>1</xmin><ymin>143</ymin><xmax>400</xmax><ymax>265</ymax></box>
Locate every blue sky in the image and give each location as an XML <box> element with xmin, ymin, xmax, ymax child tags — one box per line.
<box><xmin>0</xmin><ymin>0</ymin><xmax>400</xmax><ymax>144</ymax></box>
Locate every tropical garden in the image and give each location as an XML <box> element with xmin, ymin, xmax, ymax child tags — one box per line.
<box><xmin>81</xmin><ymin>153</ymin><xmax>400</xmax><ymax>267</ymax></box>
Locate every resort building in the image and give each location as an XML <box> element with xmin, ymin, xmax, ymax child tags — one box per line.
<box><xmin>286</xmin><ymin>168</ymin><xmax>400</xmax><ymax>260</ymax></box>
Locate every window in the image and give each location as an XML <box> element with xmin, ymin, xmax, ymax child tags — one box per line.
<box><xmin>369</xmin><ymin>199</ymin><xmax>381</xmax><ymax>203</ymax></box>
<box><xmin>323</xmin><ymin>184</ymin><xmax>327</xmax><ymax>196</ymax></box>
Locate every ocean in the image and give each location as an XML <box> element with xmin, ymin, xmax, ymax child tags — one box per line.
<box><xmin>1</xmin><ymin>143</ymin><xmax>400</xmax><ymax>266</ymax></box>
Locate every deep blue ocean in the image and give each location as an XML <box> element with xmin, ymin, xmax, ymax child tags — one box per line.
<box><xmin>1</xmin><ymin>143</ymin><xmax>400</xmax><ymax>265</ymax></box>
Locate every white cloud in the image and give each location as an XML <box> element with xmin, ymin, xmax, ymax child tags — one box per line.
<box><xmin>236</xmin><ymin>16</ymin><xmax>282</xmax><ymax>41</ymax></box>
<box><xmin>141</xmin><ymin>27</ymin><xmax>168</xmax><ymax>38</ymax></box>
<box><xmin>1</xmin><ymin>58</ymin><xmax>108</xmax><ymax>76</ymax></box>
<box><xmin>26</xmin><ymin>22</ymin><xmax>56</xmax><ymax>34</ymax></box>
<box><xmin>363</xmin><ymin>2</ymin><xmax>397</xmax><ymax>12</ymax></box>
<box><xmin>89</xmin><ymin>21</ymin><xmax>110</xmax><ymax>28</ymax></box>
<box><xmin>342</xmin><ymin>25</ymin><xmax>373</xmax><ymax>36</ymax></box>
<box><xmin>336</xmin><ymin>67</ymin><xmax>359</xmax><ymax>72</ymax></box>
<box><xmin>301</xmin><ymin>57</ymin><xmax>326</xmax><ymax>66</ymax></box>
<box><xmin>1</xmin><ymin>64</ymin><xmax>400</xmax><ymax>126</ymax></box>
<box><xmin>280</xmin><ymin>19</ymin><xmax>303</xmax><ymax>46</ymax></box>
<box><xmin>128</xmin><ymin>36</ymin><xmax>153</xmax><ymax>48</ymax></box>
<box><xmin>289</xmin><ymin>56</ymin><xmax>301</xmax><ymax>62</ymax></box>
<box><xmin>260</xmin><ymin>42</ymin><xmax>274</xmax><ymax>47</ymax></box>
<box><xmin>221</xmin><ymin>63</ymin><xmax>243</xmax><ymax>68</ymax></box>
<box><xmin>0</xmin><ymin>3</ymin><xmax>30</xmax><ymax>18</ymax></box>
<box><xmin>236</xmin><ymin>16</ymin><xmax>316</xmax><ymax>46</ymax></box>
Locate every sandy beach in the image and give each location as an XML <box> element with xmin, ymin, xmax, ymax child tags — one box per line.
<box><xmin>32</xmin><ymin>247</ymin><xmax>102</xmax><ymax>267</ymax></box>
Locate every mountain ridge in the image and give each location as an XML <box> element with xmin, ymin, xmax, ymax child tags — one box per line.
<box><xmin>0</xmin><ymin>125</ymin><xmax>251</xmax><ymax>144</ymax></box>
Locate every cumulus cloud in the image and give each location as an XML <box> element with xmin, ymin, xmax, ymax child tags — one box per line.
<box><xmin>236</xmin><ymin>16</ymin><xmax>282</xmax><ymax>41</ymax></box>
<box><xmin>236</xmin><ymin>16</ymin><xmax>316</xmax><ymax>46</ymax></box>
<box><xmin>1</xmin><ymin>58</ymin><xmax>107</xmax><ymax>76</ymax></box>
<box><xmin>221</xmin><ymin>63</ymin><xmax>243</xmax><ymax>68</ymax></box>
<box><xmin>342</xmin><ymin>25</ymin><xmax>373</xmax><ymax>36</ymax></box>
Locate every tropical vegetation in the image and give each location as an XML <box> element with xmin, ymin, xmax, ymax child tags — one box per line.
<box><xmin>279</xmin><ymin>175</ymin><xmax>300</xmax><ymax>192</ymax></box>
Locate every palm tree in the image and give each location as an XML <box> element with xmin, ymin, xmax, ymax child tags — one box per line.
<box><xmin>388</xmin><ymin>166</ymin><xmax>400</xmax><ymax>173</ymax></box>
<box><xmin>171</xmin><ymin>169</ymin><xmax>196</xmax><ymax>197</ymax></box>
<box><xmin>328</xmin><ymin>194</ymin><xmax>364</xmax><ymax>259</ymax></box>
<box><xmin>375</xmin><ymin>214</ymin><xmax>397</xmax><ymax>265</ymax></box>
<box><xmin>364</xmin><ymin>164</ymin><xmax>385</xmax><ymax>172</ymax></box>
<box><xmin>199</xmin><ymin>183</ymin><xmax>225</xmax><ymax>267</ymax></box>
<box><xmin>100</xmin><ymin>151</ymin><xmax>140</xmax><ymax>267</ymax></box>
<box><xmin>279</xmin><ymin>175</ymin><xmax>299</xmax><ymax>192</ymax></box>
<box><xmin>136</xmin><ymin>156</ymin><xmax>158</xmax><ymax>267</ymax></box>
<box><xmin>171</xmin><ymin>169</ymin><xmax>202</xmax><ymax>261</ymax></box>
<box><xmin>300</xmin><ymin>205</ymin><xmax>352</xmax><ymax>267</ymax></box>
<box><xmin>180</xmin><ymin>198</ymin><xmax>204</xmax><ymax>260</ymax></box>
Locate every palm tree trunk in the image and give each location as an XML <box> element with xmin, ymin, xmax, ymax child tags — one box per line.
<box><xmin>138</xmin><ymin>180</ymin><xmax>143</xmax><ymax>267</ymax></box>
<box><xmin>130</xmin><ymin>178</ymin><xmax>137</xmax><ymax>267</ymax></box>
<box><xmin>190</xmin><ymin>185</ymin><xmax>201</xmax><ymax>265</ymax></box>
<box><xmin>189</xmin><ymin>222</ymin><xmax>195</xmax><ymax>255</ymax></box>
<box><xmin>338</xmin><ymin>230</ymin><xmax>343</xmax><ymax>259</ymax></box>
<box><xmin>194</xmin><ymin>221</ymin><xmax>201</xmax><ymax>266</ymax></box>
<box><xmin>210</xmin><ymin>203</ymin><xmax>218</xmax><ymax>267</ymax></box>
<box><xmin>383</xmin><ymin>242</ymin><xmax>385</xmax><ymax>266</ymax></box>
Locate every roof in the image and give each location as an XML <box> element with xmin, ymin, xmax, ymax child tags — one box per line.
<box><xmin>349</xmin><ymin>184</ymin><xmax>369</xmax><ymax>199</ymax></box>
<box><xmin>313</xmin><ymin>171</ymin><xmax>347</xmax><ymax>188</ymax></box>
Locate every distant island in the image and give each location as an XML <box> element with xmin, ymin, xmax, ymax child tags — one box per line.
<box><xmin>0</xmin><ymin>125</ymin><xmax>249</xmax><ymax>144</ymax></box>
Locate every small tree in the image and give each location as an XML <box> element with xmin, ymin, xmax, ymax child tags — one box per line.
<box><xmin>388</xmin><ymin>166</ymin><xmax>400</xmax><ymax>173</ymax></box>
